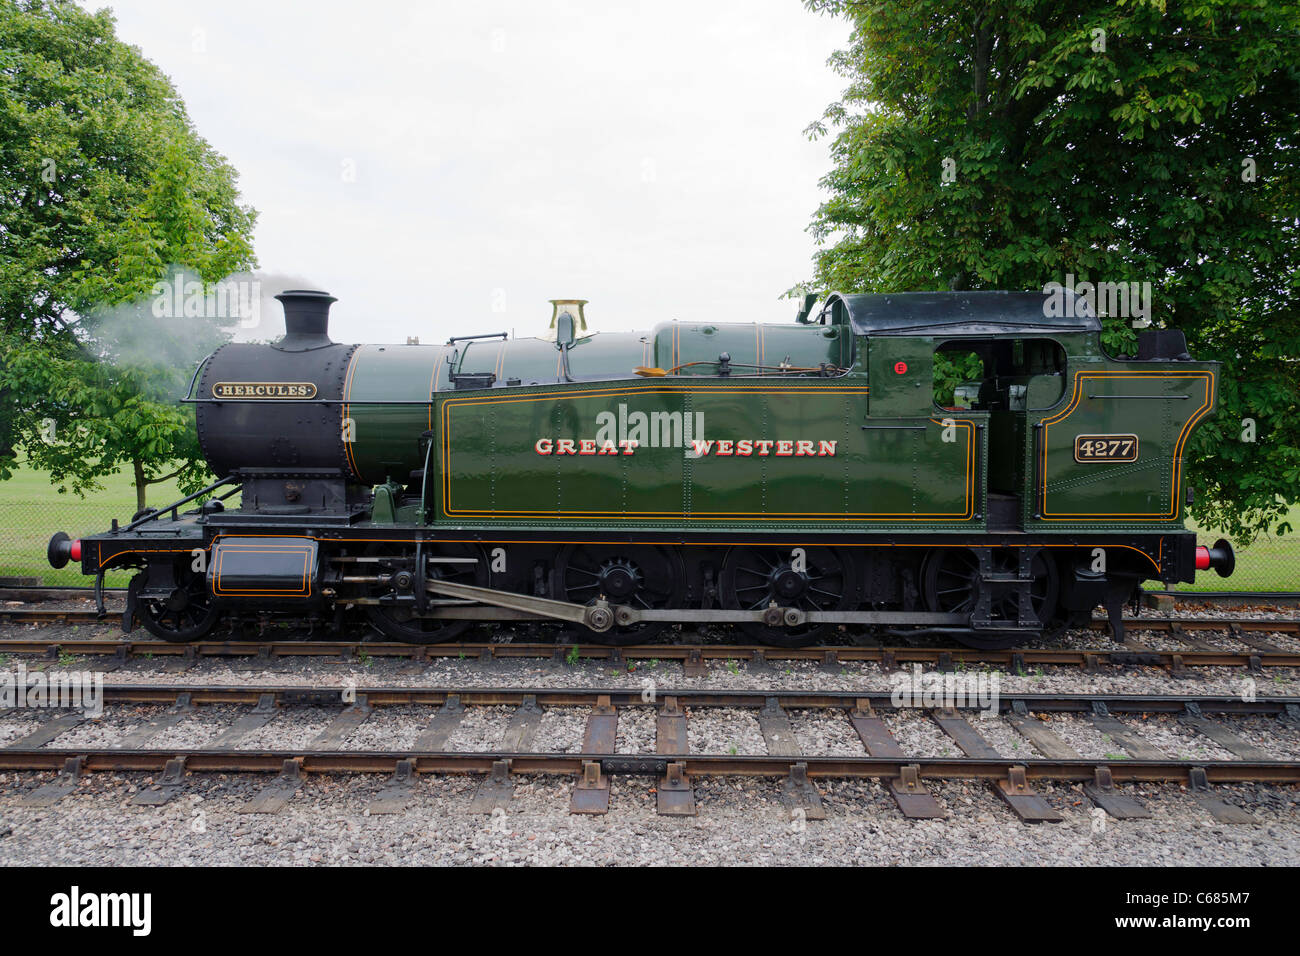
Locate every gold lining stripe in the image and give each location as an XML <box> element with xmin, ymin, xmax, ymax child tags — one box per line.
<box><xmin>341</xmin><ymin>347</ymin><xmax>363</xmax><ymax>481</ymax></box>
<box><xmin>214</xmin><ymin>546</ymin><xmax>312</xmax><ymax>597</ymax></box>
<box><xmin>434</xmin><ymin>348</ymin><xmax>444</xmax><ymax>431</ymax></box>
<box><xmin>440</xmin><ymin>386</ymin><xmax>970</xmax><ymax>520</ymax></box>
<box><xmin>1038</xmin><ymin>371</ymin><xmax>1213</xmax><ymax>519</ymax></box>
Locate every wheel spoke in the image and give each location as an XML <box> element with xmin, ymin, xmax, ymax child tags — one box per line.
<box><xmin>555</xmin><ymin>545</ymin><xmax>683</xmax><ymax>643</ymax></box>
<box><xmin>719</xmin><ymin>546</ymin><xmax>850</xmax><ymax>648</ymax></box>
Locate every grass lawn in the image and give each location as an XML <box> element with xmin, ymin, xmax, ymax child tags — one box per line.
<box><xmin>1176</xmin><ymin>502</ymin><xmax>1300</xmax><ymax>592</ymax></box>
<box><xmin>0</xmin><ymin>457</ymin><xmax>193</xmax><ymax>586</ymax></box>
<box><xmin>1</xmin><ymin>458</ymin><xmax>1296</xmax><ymax>591</ymax></box>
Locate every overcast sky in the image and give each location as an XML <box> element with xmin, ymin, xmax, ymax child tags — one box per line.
<box><xmin>82</xmin><ymin>1</ymin><xmax>850</xmax><ymax>344</ymax></box>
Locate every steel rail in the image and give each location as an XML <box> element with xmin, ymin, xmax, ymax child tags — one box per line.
<box><xmin>0</xmin><ymin>636</ymin><xmax>1296</xmax><ymax>671</ymax></box>
<box><xmin>9</xmin><ymin>683</ymin><xmax>1300</xmax><ymax>714</ymax></box>
<box><xmin>1</xmin><ymin>748</ymin><xmax>1298</xmax><ymax>784</ymax></box>
<box><xmin>1</xmin><ymin>604</ymin><xmax>1294</xmax><ymax>634</ymax></box>
<box><xmin>7</xmin><ymin>584</ymin><xmax>1298</xmax><ymax>604</ymax></box>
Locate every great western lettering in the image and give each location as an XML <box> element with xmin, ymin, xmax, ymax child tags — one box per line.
<box><xmin>535</xmin><ymin>438</ymin><xmax>837</xmax><ymax>457</ymax></box>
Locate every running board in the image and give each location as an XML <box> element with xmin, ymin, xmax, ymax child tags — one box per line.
<box><xmin>423</xmin><ymin>580</ymin><xmax>967</xmax><ymax>630</ymax></box>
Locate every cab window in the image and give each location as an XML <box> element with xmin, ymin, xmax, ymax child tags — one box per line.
<box><xmin>933</xmin><ymin>338</ymin><xmax>1066</xmax><ymax>411</ymax></box>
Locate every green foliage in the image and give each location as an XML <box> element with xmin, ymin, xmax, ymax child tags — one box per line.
<box><xmin>933</xmin><ymin>350</ymin><xmax>984</xmax><ymax>407</ymax></box>
<box><xmin>3</xmin><ymin>330</ymin><xmax>210</xmax><ymax>503</ymax></box>
<box><xmin>0</xmin><ymin>0</ymin><xmax>257</xmax><ymax>507</ymax></box>
<box><xmin>803</xmin><ymin>0</ymin><xmax>1300</xmax><ymax>538</ymax></box>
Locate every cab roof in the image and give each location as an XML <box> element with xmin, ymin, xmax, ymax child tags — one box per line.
<box><xmin>824</xmin><ymin>290</ymin><xmax>1100</xmax><ymax>337</ymax></box>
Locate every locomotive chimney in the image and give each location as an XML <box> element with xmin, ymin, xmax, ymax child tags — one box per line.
<box><xmin>274</xmin><ymin>289</ymin><xmax>337</xmax><ymax>351</ymax></box>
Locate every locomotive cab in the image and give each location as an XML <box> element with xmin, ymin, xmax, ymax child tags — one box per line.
<box><xmin>822</xmin><ymin>291</ymin><xmax>1227</xmax><ymax>639</ymax></box>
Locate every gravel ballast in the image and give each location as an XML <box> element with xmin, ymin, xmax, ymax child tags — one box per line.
<box><xmin>0</xmin><ymin>770</ymin><xmax>1295</xmax><ymax>866</ymax></box>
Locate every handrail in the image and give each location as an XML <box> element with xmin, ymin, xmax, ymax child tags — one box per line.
<box><xmin>122</xmin><ymin>475</ymin><xmax>240</xmax><ymax>532</ymax></box>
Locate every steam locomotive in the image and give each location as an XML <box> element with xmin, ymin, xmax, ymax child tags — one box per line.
<box><xmin>47</xmin><ymin>289</ymin><xmax>1234</xmax><ymax>648</ymax></box>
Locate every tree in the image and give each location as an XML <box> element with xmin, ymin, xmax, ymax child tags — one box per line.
<box><xmin>802</xmin><ymin>0</ymin><xmax>1300</xmax><ymax>538</ymax></box>
<box><xmin>0</xmin><ymin>0</ymin><xmax>256</xmax><ymax>508</ymax></box>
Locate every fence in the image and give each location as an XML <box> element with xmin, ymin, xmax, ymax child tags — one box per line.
<box><xmin>0</xmin><ymin>459</ymin><xmax>198</xmax><ymax>587</ymax></box>
<box><xmin>1</xmin><ymin>462</ymin><xmax>1296</xmax><ymax>593</ymax></box>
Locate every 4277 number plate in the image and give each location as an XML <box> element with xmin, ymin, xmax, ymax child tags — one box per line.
<box><xmin>1074</xmin><ymin>434</ymin><xmax>1139</xmax><ymax>463</ymax></box>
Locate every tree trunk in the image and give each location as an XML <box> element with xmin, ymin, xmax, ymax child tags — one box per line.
<box><xmin>133</xmin><ymin>458</ymin><xmax>147</xmax><ymax>514</ymax></box>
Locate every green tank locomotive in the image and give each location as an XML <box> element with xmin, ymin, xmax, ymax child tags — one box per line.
<box><xmin>47</xmin><ymin>288</ymin><xmax>1234</xmax><ymax>648</ymax></box>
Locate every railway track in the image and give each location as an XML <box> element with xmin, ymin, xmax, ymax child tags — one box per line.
<box><xmin>4</xmin><ymin>598</ymin><xmax>1294</xmax><ymax>635</ymax></box>
<box><xmin>0</xmin><ymin>625</ymin><xmax>1296</xmax><ymax>675</ymax></box>
<box><xmin>4</xmin><ymin>589</ymin><xmax>1296</xmax><ymax>674</ymax></box>
<box><xmin>3</xmin><ymin>684</ymin><xmax>1298</xmax><ymax>822</ymax></box>
<box><xmin>4</xmin><ymin>602</ymin><xmax>1299</xmax><ymax>632</ymax></box>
